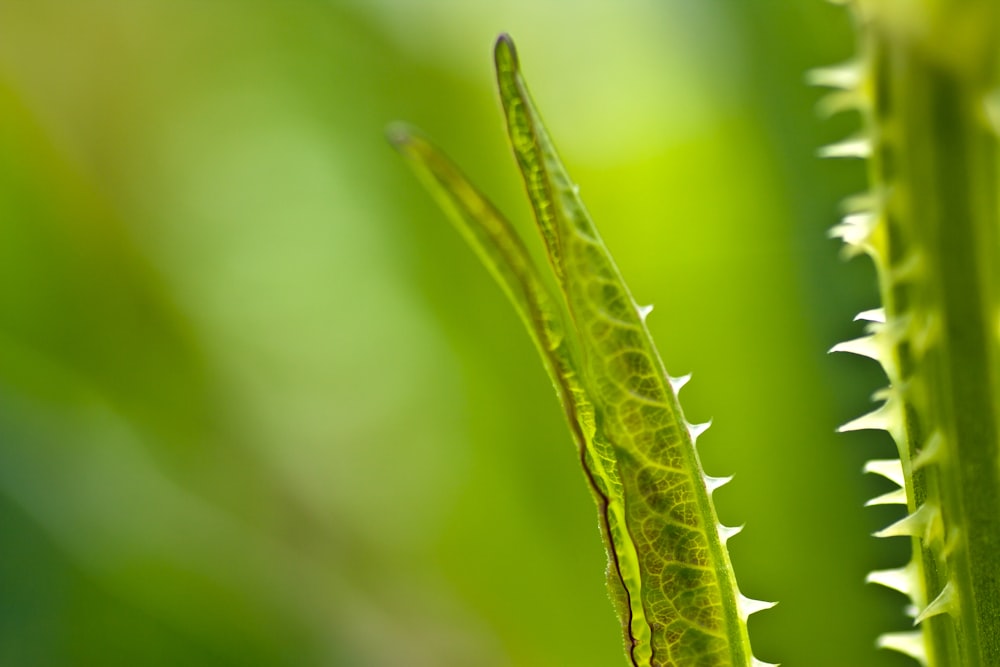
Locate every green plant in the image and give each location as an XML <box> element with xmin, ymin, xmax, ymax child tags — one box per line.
<box><xmin>391</xmin><ymin>35</ymin><xmax>772</xmax><ymax>667</ymax></box>
<box><xmin>816</xmin><ymin>2</ymin><xmax>1000</xmax><ymax>666</ymax></box>
<box><xmin>390</xmin><ymin>1</ymin><xmax>1000</xmax><ymax>663</ymax></box>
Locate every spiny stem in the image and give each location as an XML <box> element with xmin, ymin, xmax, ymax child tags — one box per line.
<box><xmin>826</xmin><ymin>2</ymin><xmax>1000</xmax><ymax>665</ymax></box>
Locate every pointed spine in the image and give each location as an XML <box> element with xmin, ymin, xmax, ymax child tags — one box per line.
<box><xmin>737</xmin><ymin>594</ymin><xmax>777</xmax><ymax>622</ymax></box>
<box><xmin>819</xmin><ymin>134</ymin><xmax>872</xmax><ymax>159</ymax></box>
<box><xmin>704</xmin><ymin>473</ymin><xmax>733</xmax><ymax>495</ymax></box>
<box><xmin>914</xmin><ymin>582</ymin><xmax>957</xmax><ymax>625</ymax></box>
<box><xmin>668</xmin><ymin>372</ymin><xmax>692</xmax><ymax>393</ymax></box>
<box><xmin>877</xmin><ymin>631</ymin><xmax>927</xmax><ymax>666</ymax></box>
<box><xmin>855</xmin><ymin>307</ymin><xmax>886</xmax><ymax>323</ymax></box>
<box><xmin>868</xmin><ymin>560</ymin><xmax>920</xmax><ymax>598</ymax></box>
<box><xmin>718</xmin><ymin>523</ymin><xmax>744</xmax><ymax>546</ymax></box>
<box><xmin>866</xmin><ymin>487</ymin><xmax>908</xmax><ymax>506</ymax></box>
<box><xmin>687</xmin><ymin>419</ymin><xmax>712</xmax><ymax>444</ymax></box>
<box><xmin>830</xmin><ymin>334</ymin><xmax>881</xmax><ymax>360</ymax></box>
<box><xmin>864</xmin><ymin>458</ymin><xmax>905</xmax><ymax>487</ymax></box>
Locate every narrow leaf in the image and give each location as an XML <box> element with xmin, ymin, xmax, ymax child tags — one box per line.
<box><xmin>494</xmin><ymin>33</ymin><xmax>761</xmax><ymax>667</ymax></box>
<box><xmin>391</xmin><ymin>34</ymin><xmax>768</xmax><ymax>667</ymax></box>
<box><xmin>387</xmin><ymin>124</ymin><xmax>565</xmax><ymax>364</ymax></box>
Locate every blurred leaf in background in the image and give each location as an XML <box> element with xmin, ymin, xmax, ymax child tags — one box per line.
<box><xmin>0</xmin><ymin>1</ymin><xmax>910</xmax><ymax>666</ymax></box>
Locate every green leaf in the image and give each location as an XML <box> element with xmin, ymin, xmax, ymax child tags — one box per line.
<box><xmin>390</xmin><ymin>34</ymin><xmax>771</xmax><ymax>667</ymax></box>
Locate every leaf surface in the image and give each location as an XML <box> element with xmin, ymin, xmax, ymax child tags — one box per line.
<box><xmin>391</xmin><ymin>35</ymin><xmax>768</xmax><ymax>667</ymax></box>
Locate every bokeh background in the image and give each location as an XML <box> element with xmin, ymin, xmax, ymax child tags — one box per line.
<box><xmin>0</xmin><ymin>1</ymin><xmax>916</xmax><ymax>666</ymax></box>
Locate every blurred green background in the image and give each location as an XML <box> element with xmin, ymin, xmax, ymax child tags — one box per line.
<box><xmin>0</xmin><ymin>1</ymin><xmax>915</xmax><ymax>666</ymax></box>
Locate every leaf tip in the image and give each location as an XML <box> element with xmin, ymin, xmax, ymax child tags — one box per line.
<box><xmin>385</xmin><ymin>121</ymin><xmax>416</xmax><ymax>150</ymax></box>
<box><xmin>494</xmin><ymin>33</ymin><xmax>519</xmax><ymax>71</ymax></box>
